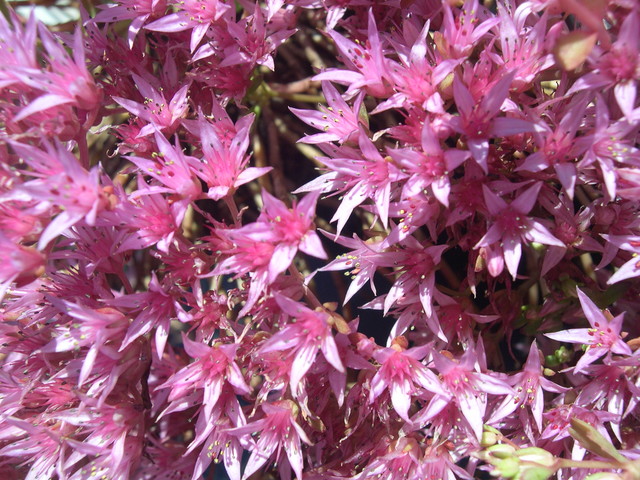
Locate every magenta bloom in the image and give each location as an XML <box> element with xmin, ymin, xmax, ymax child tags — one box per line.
<box><xmin>188</xmin><ymin>113</ymin><xmax>271</xmax><ymax>201</ymax></box>
<box><xmin>389</xmin><ymin>120</ymin><xmax>469</xmax><ymax>207</ymax></box>
<box><xmin>231</xmin><ymin>400</ymin><xmax>312</xmax><ymax>480</ymax></box>
<box><xmin>113</xmin><ymin>74</ymin><xmax>189</xmax><ymax>137</ymax></box>
<box><xmin>314</xmin><ymin>10</ymin><xmax>392</xmax><ymax>97</ymax></box>
<box><xmin>13</xmin><ymin>28</ymin><xmax>103</xmax><ymax>122</ymax></box>
<box><xmin>568</xmin><ymin>9</ymin><xmax>640</xmax><ymax>119</ymax></box>
<box><xmin>369</xmin><ymin>342</ymin><xmax>444</xmax><ymax>422</ymax></box>
<box><xmin>212</xmin><ymin>191</ymin><xmax>325</xmax><ymax>315</ymax></box>
<box><xmin>92</xmin><ymin>0</ymin><xmax>167</xmax><ymax>48</ymax></box>
<box><xmin>4</xmin><ymin>141</ymin><xmax>112</xmax><ymax>250</ymax></box>
<box><xmin>127</xmin><ymin>131</ymin><xmax>201</xmax><ymax>201</ymax></box>
<box><xmin>545</xmin><ymin>288</ymin><xmax>632</xmax><ymax>373</ymax></box>
<box><xmin>291</xmin><ymin>81</ymin><xmax>366</xmax><ymax>144</ymax></box>
<box><xmin>475</xmin><ymin>182</ymin><xmax>564</xmax><ymax>279</ymax></box>
<box><xmin>0</xmin><ymin>234</ymin><xmax>44</xmax><ymax>301</ymax></box>
<box><xmin>451</xmin><ymin>71</ymin><xmax>536</xmax><ymax>172</ymax></box>
<box><xmin>260</xmin><ymin>295</ymin><xmax>344</xmax><ymax>394</ymax></box>
<box><xmin>489</xmin><ymin>341</ymin><xmax>567</xmax><ymax>433</ymax></box>
<box><xmin>421</xmin><ymin>346</ymin><xmax>512</xmax><ymax>440</ymax></box>
<box><xmin>145</xmin><ymin>0</ymin><xmax>230</xmax><ymax>52</ymax></box>
<box><xmin>601</xmin><ymin>234</ymin><xmax>640</xmax><ymax>284</ymax></box>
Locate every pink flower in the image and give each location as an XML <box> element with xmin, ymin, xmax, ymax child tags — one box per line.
<box><xmin>390</xmin><ymin>120</ymin><xmax>469</xmax><ymax>208</ymax></box>
<box><xmin>369</xmin><ymin>339</ymin><xmax>444</xmax><ymax>422</ymax></box>
<box><xmin>127</xmin><ymin>132</ymin><xmax>201</xmax><ymax>202</ymax></box>
<box><xmin>92</xmin><ymin>0</ymin><xmax>168</xmax><ymax>48</ymax></box>
<box><xmin>516</xmin><ymin>94</ymin><xmax>588</xmax><ymax>199</ymax></box>
<box><xmin>601</xmin><ymin>234</ymin><xmax>640</xmax><ymax>284</ymax></box>
<box><xmin>380</xmin><ymin>20</ymin><xmax>460</xmax><ymax>113</ymax></box>
<box><xmin>451</xmin><ymin>71</ymin><xmax>536</xmax><ymax>172</ymax></box>
<box><xmin>3</xmin><ymin>141</ymin><xmax>112</xmax><ymax>249</ymax></box>
<box><xmin>545</xmin><ymin>288</ymin><xmax>632</xmax><ymax>373</ymax></box>
<box><xmin>315</xmin><ymin>10</ymin><xmax>392</xmax><ymax>98</ymax></box>
<box><xmin>383</xmin><ymin>237</ymin><xmax>447</xmax><ymax>318</ymax></box>
<box><xmin>0</xmin><ymin>9</ymin><xmax>38</xmax><ymax>86</ymax></box>
<box><xmin>489</xmin><ymin>341</ymin><xmax>567</xmax><ymax>433</ymax></box>
<box><xmin>212</xmin><ymin>191</ymin><xmax>324</xmax><ymax>315</ymax></box>
<box><xmin>145</xmin><ymin>0</ymin><xmax>231</xmax><ymax>52</ymax></box>
<box><xmin>324</xmin><ymin>134</ymin><xmax>407</xmax><ymax>234</ymax></box>
<box><xmin>576</xmin><ymin>97</ymin><xmax>640</xmax><ymax>201</ymax></box>
<box><xmin>291</xmin><ymin>81</ymin><xmax>366</xmax><ymax>144</ymax></box>
<box><xmin>160</xmin><ymin>335</ymin><xmax>249</xmax><ymax>425</ymax></box>
<box><xmin>112</xmin><ymin>74</ymin><xmax>189</xmax><ymax>137</ymax></box>
<box><xmin>13</xmin><ymin>28</ymin><xmax>103</xmax><ymax>123</ymax></box>
<box><xmin>188</xmin><ymin>114</ymin><xmax>271</xmax><ymax>201</ymax></box>
<box><xmin>259</xmin><ymin>295</ymin><xmax>344</xmax><ymax>394</ymax></box>
<box><xmin>113</xmin><ymin>185</ymin><xmax>184</xmax><ymax>253</ymax></box>
<box><xmin>221</xmin><ymin>5</ymin><xmax>295</xmax><ymax>71</ymax></box>
<box><xmin>576</xmin><ymin>362</ymin><xmax>640</xmax><ymax>438</ymax></box>
<box><xmin>320</xmin><ymin>233</ymin><xmax>402</xmax><ymax>304</ymax></box>
<box><xmin>420</xmin><ymin>345</ymin><xmax>512</xmax><ymax>440</ymax></box>
<box><xmin>437</xmin><ymin>0</ymin><xmax>500</xmax><ymax>59</ymax></box>
<box><xmin>474</xmin><ymin>182</ymin><xmax>564</xmax><ymax>279</ymax></box>
<box><xmin>230</xmin><ymin>400</ymin><xmax>312</xmax><ymax>480</ymax></box>
<box><xmin>110</xmin><ymin>273</ymin><xmax>184</xmax><ymax>357</ymax></box>
<box><xmin>0</xmin><ymin>233</ymin><xmax>44</xmax><ymax>301</ymax></box>
<box><xmin>567</xmin><ymin>9</ymin><xmax>640</xmax><ymax>119</ymax></box>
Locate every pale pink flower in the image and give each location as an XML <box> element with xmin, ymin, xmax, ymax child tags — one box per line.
<box><xmin>188</xmin><ymin>113</ymin><xmax>271</xmax><ymax>201</ymax></box>
<box><xmin>451</xmin><ymin>71</ymin><xmax>536</xmax><ymax>172</ymax></box>
<box><xmin>0</xmin><ymin>233</ymin><xmax>44</xmax><ymax>301</ymax></box>
<box><xmin>438</xmin><ymin>0</ymin><xmax>500</xmax><ymax>59</ymax></box>
<box><xmin>113</xmin><ymin>74</ymin><xmax>189</xmax><ymax>137</ymax></box>
<box><xmin>601</xmin><ymin>234</ymin><xmax>640</xmax><ymax>284</ymax></box>
<box><xmin>475</xmin><ymin>182</ymin><xmax>564</xmax><ymax>279</ymax></box>
<box><xmin>489</xmin><ymin>341</ymin><xmax>567</xmax><ymax>433</ymax></box>
<box><xmin>369</xmin><ymin>340</ymin><xmax>445</xmax><ymax>422</ymax></box>
<box><xmin>420</xmin><ymin>346</ymin><xmax>512</xmax><ymax>439</ymax></box>
<box><xmin>291</xmin><ymin>81</ymin><xmax>366</xmax><ymax>144</ymax></box>
<box><xmin>260</xmin><ymin>295</ymin><xmax>344</xmax><ymax>394</ymax></box>
<box><xmin>315</xmin><ymin>10</ymin><xmax>392</xmax><ymax>97</ymax></box>
<box><xmin>545</xmin><ymin>288</ymin><xmax>632</xmax><ymax>373</ymax></box>
<box><xmin>127</xmin><ymin>132</ymin><xmax>201</xmax><ymax>201</ymax></box>
<box><xmin>230</xmin><ymin>400</ymin><xmax>312</xmax><ymax>480</ymax></box>
<box><xmin>145</xmin><ymin>0</ymin><xmax>231</xmax><ymax>52</ymax></box>
<box><xmin>13</xmin><ymin>28</ymin><xmax>103</xmax><ymax>123</ymax></box>
<box><xmin>92</xmin><ymin>0</ymin><xmax>168</xmax><ymax>48</ymax></box>
<box><xmin>389</xmin><ymin>120</ymin><xmax>469</xmax><ymax>207</ymax></box>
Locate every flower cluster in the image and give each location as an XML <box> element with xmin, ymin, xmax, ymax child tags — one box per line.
<box><xmin>0</xmin><ymin>1</ymin><xmax>639</xmax><ymax>479</ymax></box>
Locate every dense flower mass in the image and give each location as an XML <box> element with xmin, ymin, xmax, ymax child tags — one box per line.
<box><xmin>1</xmin><ymin>1</ymin><xmax>640</xmax><ymax>479</ymax></box>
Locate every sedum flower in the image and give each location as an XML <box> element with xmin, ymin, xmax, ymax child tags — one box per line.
<box><xmin>389</xmin><ymin>120</ymin><xmax>469</xmax><ymax>208</ymax></box>
<box><xmin>291</xmin><ymin>81</ymin><xmax>366</xmax><ymax>145</ymax></box>
<box><xmin>315</xmin><ymin>10</ymin><xmax>392</xmax><ymax>98</ymax></box>
<box><xmin>12</xmin><ymin>27</ymin><xmax>103</xmax><ymax>124</ymax></box>
<box><xmin>421</xmin><ymin>345</ymin><xmax>512</xmax><ymax>440</ymax></box>
<box><xmin>91</xmin><ymin>0</ymin><xmax>168</xmax><ymax>48</ymax></box>
<box><xmin>474</xmin><ymin>182</ymin><xmax>564</xmax><ymax>279</ymax></box>
<box><xmin>188</xmin><ymin>113</ymin><xmax>271</xmax><ymax>201</ymax></box>
<box><xmin>112</xmin><ymin>74</ymin><xmax>189</xmax><ymax>137</ymax></box>
<box><xmin>259</xmin><ymin>295</ymin><xmax>344</xmax><ymax>395</ymax></box>
<box><xmin>145</xmin><ymin>0</ymin><xmax>230</xmax><ymax>52</ymax></box>
<box><xmin>601</xmin><ymin>234</ymin><xmax>640</xmax><ymax>284</ymax></box>
<box><xmin>489</xmin><ymin>341</ymin><xmax>567</xmax><ymax>433</ymax></box>
<box><xmin>369</xmin><ymin>338</ymin><xmax>445</xmax><ymax>422</ymax></box>
<box><xmin>230</xmin><ymin>400</ymin><xmax>312</xmax><ymax>480</ymax></box>
<box><xmin>212</xmin><ymin>191</ymin><xmax>324</xmax><ymax>315</ymax></box>
<box><xmin>545</xmin><ymin>288</ymin><xmax>632</xmax><ymax>373</ymax></box>
<box><xmin>451</xmin><ymin>71</ymin><xmax>536</xmax><ymax>172</ymax></box>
